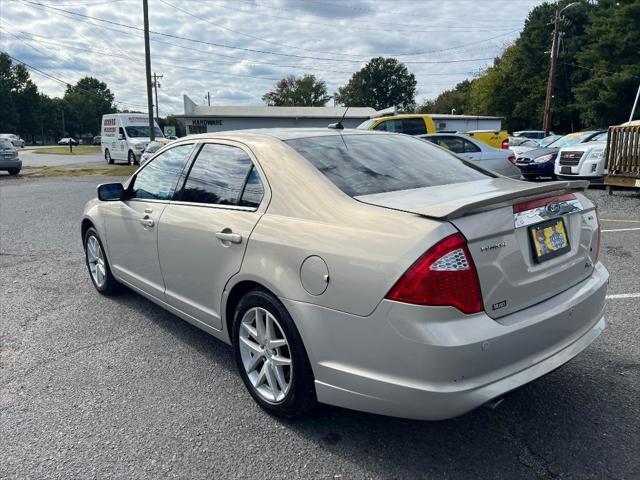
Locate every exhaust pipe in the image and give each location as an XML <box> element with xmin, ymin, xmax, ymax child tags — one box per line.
<box><xmin>484</xmin><ymin>396</ymin><xmax>506</xmax><ymax>410</ymax></box>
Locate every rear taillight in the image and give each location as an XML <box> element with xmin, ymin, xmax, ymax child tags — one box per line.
<box><xmin>385</xmin><ymin>233</ymin><xmax>483</xmax><ymax>314</ymax></box>
<box><xmin>502</xmin><ymin>138</ymin><xmax>509</xmax><ymax>149</ymax></box>
<box><xmin>508</xmin><ymin>154</ymin><xmax>516</xmax><ymax>164</ymax></box>
<box><xmin>594</xmin><ymin>208</ymin><xmax>601</xmax><ymax>262</ymax></box>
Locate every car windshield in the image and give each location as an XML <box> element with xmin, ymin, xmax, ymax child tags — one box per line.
<box><xmin>510</xmin><ymin>137</ymin><xmax>537</xmax><ymax>147</ymax></box>
<box><xmin>125</xmin><ymin>126</ymin><xmax>163</xmax><ymax>138</ymax></box>
<box><xmin>285</xmin><ymin>133</ymin><xmax>492</xmax><ymax>197</ymax></box>
<box><xmin>590</xmin><ymin>132</ymin><xmax>608</xmax><ymax>142</ymax></box>
<box><xmin>548</xmin><ymin>132</ymin><xmax>597</xmax><ymax>148</ymax></box>
<box><xmin>0</xmin><ymin>139</ymin><xmax>13</xmax><ymax>149</ymax></box>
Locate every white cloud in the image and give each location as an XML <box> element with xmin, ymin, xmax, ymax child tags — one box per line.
<box><xmin>0</xmin><ymin>0</ymin><xmax>545</xmax><ymax>114</ymax></box>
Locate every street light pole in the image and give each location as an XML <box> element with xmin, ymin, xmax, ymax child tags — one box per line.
<box><xmin>143</xmin><ymin>0</ymin><xmax>155</xmax><ymax>141</ymax></box>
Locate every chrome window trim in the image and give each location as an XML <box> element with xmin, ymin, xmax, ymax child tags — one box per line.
<box><xmin>168</xmin><ymin>200</ymin><xmax>257</xmax><ymax>212</ymax></box>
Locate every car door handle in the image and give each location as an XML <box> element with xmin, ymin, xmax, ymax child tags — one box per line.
<box><xmin>215</xmin><ymin>231</ymin><xmax>242</xmax><ymax>244</ymax></box>
<box><xmin>139</xmin><ymin>215</ymin><xmax>154</xmax><ymax>228</ymax></box>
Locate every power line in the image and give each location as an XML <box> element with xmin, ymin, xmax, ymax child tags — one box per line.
<box><xmin>16</xmin><ymin>0</ymin><xmax>514</xmax><ymax>64</ymax></box>
<box><xmin>3</xmin><ymin>52</ymin><xmax>149</xmax><ymax>109</ymax></box>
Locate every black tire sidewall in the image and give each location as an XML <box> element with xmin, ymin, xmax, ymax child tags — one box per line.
<box><xmin>128</xmin><ymin>151</ymin><xmax>135</xmax><ymax>165</ymax></box>
<box><xmin>105</xmin><ymin>149</ymin><xmax>113</xmax><ymax>164</ymax></box>
<box><xmin>232</xmin><ymin>289</ymin><xmax>316</xmax><ymax>418</ymax></box>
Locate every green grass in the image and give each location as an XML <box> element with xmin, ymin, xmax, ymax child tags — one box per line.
<box><xmin>32</xmin><ymin>145</ymin><xmax>101</xmax><ymax>155</ymax></box>
<box><xmin>23</xmin><ymin>165</ymin><xmax>136</xmax><ymax>177</ymax></box>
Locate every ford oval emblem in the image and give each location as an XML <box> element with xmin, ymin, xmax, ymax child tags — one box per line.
<box><xmin>546</xmin><ymin>202</ymin><xmax>561</xmax><ymax>214</ymax></box>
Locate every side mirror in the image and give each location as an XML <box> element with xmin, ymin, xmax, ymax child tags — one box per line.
<box><xmin>117</xmin><ymin>134</ymin><xmax>124</xmax><ymax>140</ymax></box>
<box><xmin>97</xmin><ymin>183</ymin><xmax>124</xmax><ymax>201</ymax></box>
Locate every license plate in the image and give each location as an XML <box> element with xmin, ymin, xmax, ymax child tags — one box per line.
<box><xmin>529</xmin><ymin>218</ymin><xmax>570</xmax><ymax>263</ymax></box>
<box><xmin>561</xmin><ymin>166</ymin><xmax>572</xmax><ymax>174</ymax></box>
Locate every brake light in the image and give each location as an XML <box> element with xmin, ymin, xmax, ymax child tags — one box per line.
<box><xmin>502</xmin><ymin>138</ymin><xmax>509</xmax><ymax>149</ymax></box>
<box><xmin>385</xmin><ymin>233</ymin><xmax>483</xmax><ymax>314</ymax></box>
<box><xmin>594</xmin><ymin>208</ymin><xmax>601</xmax><ymax>262</ymax></box>
<box><xmin>512</xmin><ymin>193</ymin><xmax>576</xmax><ymax>213</ymax></box>
<box><xmin>508</xmin><ymin>154</ymin><xmax>516</xmax><ymax>164</ymax></box>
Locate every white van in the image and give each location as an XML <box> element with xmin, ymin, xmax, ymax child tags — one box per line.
<box><xmin>101</xmin><ymin>114</ymin><xmax>164</xmax><ymax>165</ymax></box>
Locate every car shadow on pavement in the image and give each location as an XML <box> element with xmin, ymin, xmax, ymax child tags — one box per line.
<box><xmin>109</xmin><ymin>289</ymin><xmax>637</xmax><ymax>479</ymax></box>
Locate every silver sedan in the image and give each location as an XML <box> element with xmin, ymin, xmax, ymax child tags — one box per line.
<box><xmin>81</xmin><ymin>129</ymin><xmax>608</xmax><ymax>420</ymax></box>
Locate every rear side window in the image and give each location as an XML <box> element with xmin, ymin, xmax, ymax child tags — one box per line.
<box><xmin>180</xmin><ymin>143</ymin><xmax>263</xmax><ymax>207</ymax></box>
<box><xmin>285</xmin><ymin>134</ymin><xmax>491</xmax><ymax>197</ymax></box>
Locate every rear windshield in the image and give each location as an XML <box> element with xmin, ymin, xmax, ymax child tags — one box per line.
<box><xmin>285</xmin><ymin>134</ymin><xmax>492</xmax><ymax>197</ymax></box>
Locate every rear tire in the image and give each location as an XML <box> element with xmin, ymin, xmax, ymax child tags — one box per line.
<box><xmin>523</xmin><ymin>174</ymin><xmax>536</xmax><ymax>181</ymax></box>
<box><xmin>7</xmin><ymin>168</ymin><xmax>20</xmax><ymax>176</ymax></box>
<box><xmin>233</xmin><ymin>289</ymin><xmax>316</xmax><ymax>418</ymax></box>
<box><xmin>83</xmin><ymin>227</ymin><xmax>121</xmax><ymax>295</ymax></box>
<box><xmin>105</xmin><ymin>149</ymin><xmax>114</xmax><ymax>165</ymax></box>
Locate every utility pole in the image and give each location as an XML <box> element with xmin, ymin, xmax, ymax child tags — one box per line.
<box><xmin>61</xmin><ymin>109</ymin><xmax>65</xmax><ymax>136</ymax></box>
<box><xmin>542</xmin><ymin>9</ymin><xmax>560</xmax><ymax>136</ymax></box>
<box><xmin>207</xmin><ymin>91</ymin><xmax>211</xmax><ymax>106</ymax></box>
<box><xmin>543</xmin><ymin>2</ymin><xmax>579</xmax><ymax>135</ymax></box>
<box><xmin>152</xmin><ymin>72</ymin><xmax>163</xmax><ymax>120</ymax></box>
<box><xmin>143</xmin><ymin>0</ymin><xmax>155</xmax><ymax>141</ymax></box>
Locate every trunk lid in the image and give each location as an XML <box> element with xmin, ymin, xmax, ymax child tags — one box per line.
<box><xmin>357</xmin><ymin>178</ymin><xmax>599</xmax><ymax>319</ymax></box>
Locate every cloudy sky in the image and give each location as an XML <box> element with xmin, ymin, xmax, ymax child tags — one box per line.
<box><xmin>1</xmin><ymin>0</ymin><xmax>546</xmax><ymax>115</ymax></box>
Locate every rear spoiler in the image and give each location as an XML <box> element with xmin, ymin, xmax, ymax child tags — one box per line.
<box><xmin>356</xmin><ymin>179</ymin><xmax>589</xmax><ymax>220</ymax></box>
<box><xmin>432</xmin><ymin>180</ymin><xmax>589</xmax><ymax>219</ymax></box>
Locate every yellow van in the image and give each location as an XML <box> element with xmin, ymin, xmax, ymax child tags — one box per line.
<box><xmin>357</xmin><ymin>114</ymin><xmax>509</xmax><ymax>150</ymax></box>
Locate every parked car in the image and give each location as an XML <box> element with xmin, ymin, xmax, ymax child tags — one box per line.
<box><xmin>357</xmin><ymin>115</ymin><xmax>509</xmax><ymax>150</ymax></box>
<box><xmin>513</xmin><ymin>130</ymin><xmax>553</xmax><ymax>140</ymax></box>
<box><xmin>539</xmin><ymin>134</ymin><xmax>562</xmax><ymax>148</ymax></box>
<box><xmin>555</xmin><ymin>134</ymin><xmax>608</xmax><ymax>182</ymax></box>
<box><xmin>515</xmin><ymin>131</ymin><xmax>605</xmax><ymax>180</ymax></box>
<box><xmin>0</xmin><ymin>138</ymin><xmax>22</xmax><ymax>175</ymax></box>
<box><xmin>92</xmin><ymin>136</ymin><xmax>102</xmax><ymax>145</ymax></box>
<box><xmin>82</xmin><ymin>129</ymin><xmax>607</xmax><ymax>420</ymax></box>
<box><xmin>0</xmin><ymin>133</ymin><xmax>25</xmax><ymax>148</ymax></box>
<box><xmin>139</xmin><ymin>139</ymin><xmax>171</xmax><ymax>166</ymax></box>
<box><xmin>508</xmin><ymin>136</ymin><xmax>539</xmax><ymax>156</ymax></box>
<box><xmin>58</xmin><ymin>137</ymin><xmax>79</xmax><ymax>145</ymax></box>
<box><xmin>419</xmin><ymin>133</ymin><xmax>520</xmax><ymax>178</ymax></box>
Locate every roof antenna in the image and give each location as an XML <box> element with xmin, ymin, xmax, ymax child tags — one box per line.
<box><xmin>328</xmin><ymin>106</ymin><xmax>349</xmax><ymax>130</ymax></box>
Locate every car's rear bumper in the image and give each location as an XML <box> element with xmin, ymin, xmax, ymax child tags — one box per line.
<box><xmin>0</xmin><ymin>158</ymin><xmax>21</xmax><ymax>170</ymax></box>
<box><xmin>283</xmin><ymin>262</ymin><xmax>608</xmax><ymax>420</ymax></box>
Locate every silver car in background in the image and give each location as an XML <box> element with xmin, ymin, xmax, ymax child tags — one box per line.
<box><xmin>81</xmin><ymin>129</ymin><xmax>607</xmax><ymax>420</ymax></box>
<box><xmin>0</xmin><ymin>138</ymin><xmax>21</xmax><ymax>175</ymax></box>
<box><xmin>419</xmin><ymin>132</ymin><xmax>521</xmax><ymax>178</ymax></box>
<box><xmin>0</xmin><ymin>133</ymin><xmax>25</xmax><ymax>148</ymax></box>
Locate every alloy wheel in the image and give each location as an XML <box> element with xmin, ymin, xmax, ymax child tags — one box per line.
<box><xmin>238</xmin><ymin>307</ymin><xmax>293</xmax><ymax>404</ymax></box>
<box><xmin>86</xmin><ymin>235</ymin><xmax>106</xmax><ymax>288</ymax></box>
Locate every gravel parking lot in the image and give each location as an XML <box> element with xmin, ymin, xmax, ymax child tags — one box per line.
<box><xmin>1</xmin><ymin>174</ymin><xmax>638</xmax><ymax>479</ymax></box>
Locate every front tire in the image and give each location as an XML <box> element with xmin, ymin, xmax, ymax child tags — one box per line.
<box><xmin>128</xmin><ymin>150</ymin><xmax>139</xmax><ymax>165</ymax></box>
<box><xmin>84</xmin><ymin>227</ymin><xmax>120</xmax><ymax>295</ymax></box>
<box><xmin>105</xmin><ymin>149</ymin><xmax>114</xmax><ymax>165</ymax></box>
<box><xmin>233</xmin><ymin>289</ymin><xmax>316</xmax><ymax>418</ymax></box>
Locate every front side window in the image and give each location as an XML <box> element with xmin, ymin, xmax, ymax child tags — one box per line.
<box><xmin>286</xmin><ymin>134</ymin><xmax>491</xmax><ymax>197</ymax></box>
<box><xmin>181</xmin><ymin>143</ymin><xmax>263</xmax><ymax>207</ymax></box>
<box><xmin>130</xmin><ymin>144</ymin><xmax>194</xmax><ymax>200</ymax></box>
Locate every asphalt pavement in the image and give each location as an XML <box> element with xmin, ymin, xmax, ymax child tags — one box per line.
<box><xmin>0</xmin><ymin>175</ymin><xmax>638</xmax><ymax>479</ymax></box>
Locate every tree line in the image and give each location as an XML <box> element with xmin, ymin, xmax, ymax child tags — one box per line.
<box><xmin>3</xmin><ymin>0</ymin><xmax>637</xmax><ymax>142</ymax></box>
